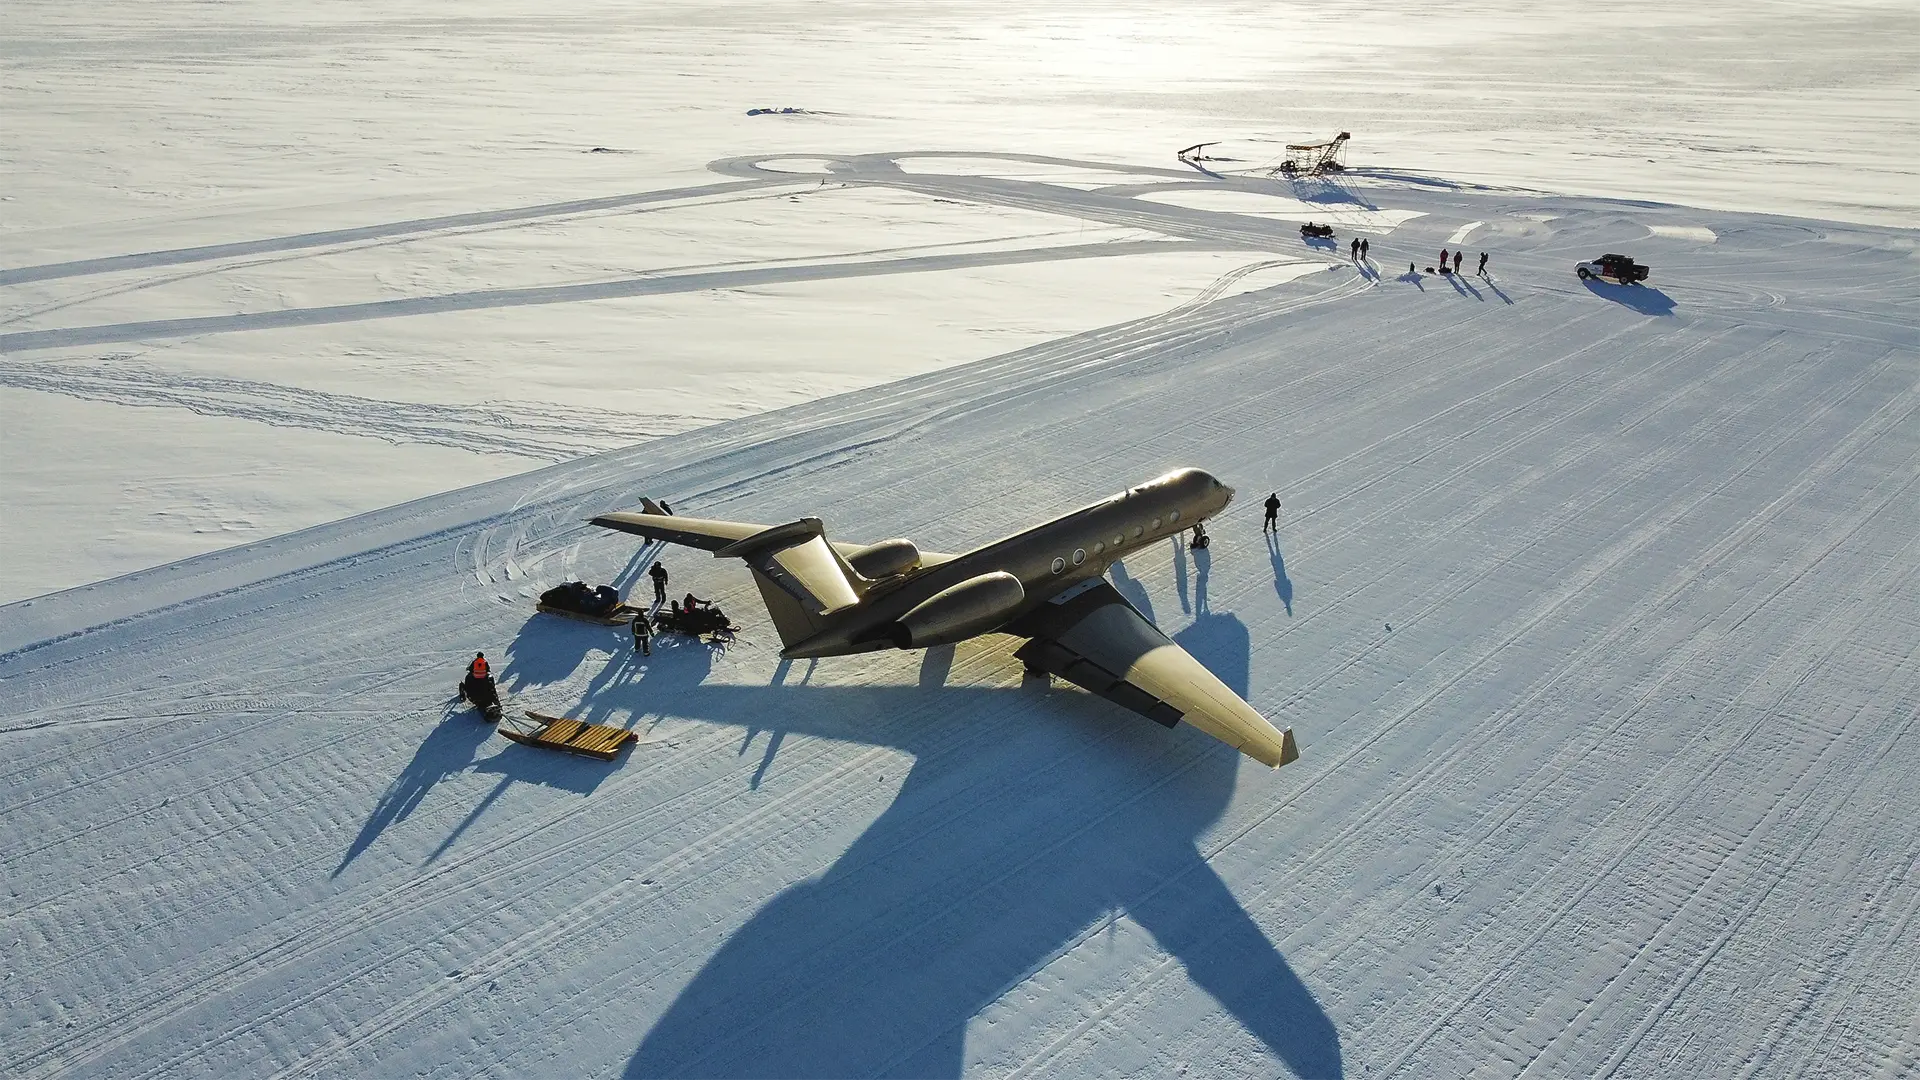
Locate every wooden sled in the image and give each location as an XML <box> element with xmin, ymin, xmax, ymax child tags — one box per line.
<box><xmin>498</xmin><ymin>711</ymin><xmax>637</xmax><ymax>761</ymax></box>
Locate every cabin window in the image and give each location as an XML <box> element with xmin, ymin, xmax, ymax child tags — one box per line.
<box><xmin>1113</xmin><ymin>534</ymin><xmax>1125</xmax><ymax>546</ymax></box>
<box><xmin>1151</xmin><ymin>516</ymin><xmax>1162</xmax><ymax>530</ymax></box>
<box><xmin>1093</xmin><ymin>541</ymin><xmax>1105</xmax><ymax>555</ymax></box>
<box><xmin>1051</xmin><ymin>557</ymin><xmax>1066</xmax><ymax>574</ymax></box>
<box><xmin>1169</xmin><ymin>509</ymin><xmax>1180</xmax><ymax>523</ymax></box>
<box><xmin>1073</xmin><ymin>548</ymin><xmax>1086</xmax><ymax>565</ymax></box>
<box><xmin>1131</xmin><ymin>525</ymin><xmax>1144</xmax><ymax>538</ymax></box>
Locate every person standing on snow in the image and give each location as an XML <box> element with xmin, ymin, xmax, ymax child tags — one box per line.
<box><xmin>1478</xmin><ymin>251</ymin><xmax>1489</xmax><ymax>275</ymax></box>
<box><xmin>631</xmin><ymin>611</ymin><xmax>651</xmax><ymax>656</ymax></box>
<box><xmin>1263</xmin><ymin>493</ymin><xmax>1282</xmax><ymax>533</ymax></box>
<box><xmin>1360</xmin><ymin>238</ymin><xmax>1370</xmax><ymax>259</ymax></box>
<box><xmin>1440</xmin><ymin>249</ymin><xmax>1449</xmax><ymax>272</ymax></box>
<box><xmin>1453</xmin><ymin>251</ymin><xmax>1464</xmax><ymax>273</ymax></box>
<box><xmin>650</xmin><ymin>561</ymin><xmax>669</xmax><ymax>605</ymax></box>
<box><xmin>1350</xmin><ymin>238</ymin><xmax>1360</xmax><ymax>259</ymax></box>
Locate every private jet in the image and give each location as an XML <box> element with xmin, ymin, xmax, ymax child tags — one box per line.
<box><xmin>592</xmin><ymin>468</ymin><xmax>1298</xmax><ymax>767</ymax></box>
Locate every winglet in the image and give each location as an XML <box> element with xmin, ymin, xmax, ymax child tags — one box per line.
<box><xmin>1278</xmin><ymin>727</ymin><xmax>1299</xmax><ymax>768</ymax></box>
<box><xmin>639</xmin><ymin>496</ymin><xmax>668</xmax><ymax>515</ymax></box>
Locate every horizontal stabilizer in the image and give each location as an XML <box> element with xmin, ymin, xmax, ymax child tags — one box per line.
<box><xmin>591</xmin><ymin>511</ymin><xmax>765</xmax><ymax>551</ymax></box>
<box><xmin>590</xmin><ymin>509</ymin><xmax>862</xmax><ymax>616</ymax></box>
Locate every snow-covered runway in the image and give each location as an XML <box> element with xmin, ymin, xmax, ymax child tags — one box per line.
<box><xmin>4</xmin><ymin>161</ymin><xmax>1917</xmax><ymax>1076</ymax></box>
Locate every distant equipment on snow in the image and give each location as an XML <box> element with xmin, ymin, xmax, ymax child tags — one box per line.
<box><xmin>1279</xmin><ymin>132</ymin><xmax>1351</xmax><ymax>177</ymax></box>
<box><xmin>1177</xmin><ymin>141</ymin><xmax>1221</xmax><ymax>164</ymax></box>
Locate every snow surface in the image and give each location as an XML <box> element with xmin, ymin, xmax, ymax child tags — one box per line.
<box><xmin>6</xmin><ymin>176</ymin><xmax>1919</xmax><ymax>1077</ymax></box>
<box><xmin>6</xmin><ymin>0</ymin><xmax>1919</xmax><ymax>597</ymax></box>
<box><xmin>6</xmin><ymin>2</ymin><xmax>1920</xmax><ymax>1077</ymax></box>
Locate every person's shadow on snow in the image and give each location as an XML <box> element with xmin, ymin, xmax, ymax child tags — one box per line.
<box><xmin>332</xmin><ymin>706</ymin><xmax>493</xmax><ymax>877</ymax></box>
<box><xmin>1267</xmin><ymin>531</ymin><xmax>1295</xmax><ymax>616</ymax></box>
<box><xmin>620</xmin><ymin>613</ymin><xmax>1342</xmax><ymax>1079</ymax></box>
<box><xmin>1193</xmin><ymin>544</ymin><xmax>1213</xmax><ymax>614</ymax></box>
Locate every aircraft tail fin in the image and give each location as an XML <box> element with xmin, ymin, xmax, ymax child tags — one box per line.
<box><xmin>749</xmin><ymin>568</ymin><xmax>834</xmax><ymax>650</ymax></box>
<box><xmin>715</xmin><ymin>518</ymin><xmax>866</xmax><ymax>616</ymax></box>
<box><xmin>592</xmin><ymin>509</ymin><xmax>869</xmax><ymax>633</ymax></box>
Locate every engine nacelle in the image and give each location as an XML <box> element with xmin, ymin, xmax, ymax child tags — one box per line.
<box><xmin>847</xmin><ymin>538</ymin><xmax>920</xmax><ymax>579</ymax></box>
<box><xmin>890</xmin><ymin>572</ymin><xmax>1025</xmax><ymax>649</ymax></box>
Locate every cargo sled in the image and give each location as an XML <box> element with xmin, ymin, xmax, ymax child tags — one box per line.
<box><xmin>537</xmin><ymin>581</ymin><xmax>637</xmax><ymax>624</ymax></box>
<box><xmin>498</xmin><ymin>711</ymin><xmax>636</xmax><ymax>761</ymax></box>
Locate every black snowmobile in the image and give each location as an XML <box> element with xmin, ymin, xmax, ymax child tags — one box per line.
<box><xmin>459</xmin><ymin>672</ymin><xmax>503</xmax><ymax>722</ymax></box>
<box><xmin>1299</xmin><ymin>222</ymin><xmax>1335</xmax><ymax>240</ymax></box>
<box><xmin>653</xmin><ymin>602</ymin><xmax>739</xmax><ymax>641</ymax></box>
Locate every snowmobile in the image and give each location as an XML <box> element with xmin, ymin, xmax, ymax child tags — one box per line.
<box><xmin>536</xmin><ymin>581</ymin><xmax>635</xmax><ymax>624</ymax></box>
<box><xmin>652</xmin><ymin>603</ymin><xmax>740</xmax><ymax>641</ymax></box>
<box><xmin>1576</xmin><ymin>253</ymin><xmax>1650</xmax><ymax>285</ymax></box>
<box><xmin>1299</xmin><ymin>222</ymin><xmax>1335</xmax><ymax>240</ymax></box>
<box><xmin>459</xmin><ymin>673</ymin><xmax>503</xmax><ymax>722</ymax></box>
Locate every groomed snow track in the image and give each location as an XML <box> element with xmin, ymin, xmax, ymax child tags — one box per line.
<box><xmin>3</xmin><ymin>167</ymin><xmax>1918</xmax><ymax>1079</ymax></box>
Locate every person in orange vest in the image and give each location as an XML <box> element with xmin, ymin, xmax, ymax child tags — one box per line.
<box><xmin>461</xmin><ymin>651</ymin><xmax>499</xmax><ymax>716</ymax></box>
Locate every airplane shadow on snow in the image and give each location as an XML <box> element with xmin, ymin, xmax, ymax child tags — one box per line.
<box><xmin>617</xmin><ymin>612</ymin><xmax>1343</xmax><ymax>1079</ymax></box>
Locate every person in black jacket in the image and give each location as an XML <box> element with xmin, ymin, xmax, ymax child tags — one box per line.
<box><xmin>1263</xmin><ymin>493</ymin><xmax>1282</xmax><ymax>533</ymax></box>
<box><xmin>650</xmin><ymin>562</ymin><xmax>669</xmax><ymax>605</ymax></box>
<box><xmin>631</xmin><ymin>612</ymin><xmax>651</xmax><ymax>655</ymax></box>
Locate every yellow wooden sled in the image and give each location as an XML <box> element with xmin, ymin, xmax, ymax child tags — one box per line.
<box><xmin>498</xmin><ymin>711</ymin><xmax>636</xmax><ymax>761</ymax></box>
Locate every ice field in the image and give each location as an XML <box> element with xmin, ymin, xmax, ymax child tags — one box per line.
<box><xmin>4</xmin><ymin>2</ymin><xmax>1920</xmax><ymax>1078</ymax></box>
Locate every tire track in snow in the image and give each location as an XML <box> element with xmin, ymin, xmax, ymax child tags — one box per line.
<box><xmin>999</xmin><ymin>345</ymin><xmax>1917</xmax><ymax>1076</ymax></box>
<box><xmin>1342</xmin><ymin>393</ymin><xmax>1920</xmax><ymax>1075</ymax></box>
<box><xmin>0</xmin><ymin>360</ymin><xmax>712</xmax><ymax>460</ymax></box>
<box><xmin>993</xmin><ymin>333</ymin><xmax>1868</xmax><ymax>1076</ymax></box>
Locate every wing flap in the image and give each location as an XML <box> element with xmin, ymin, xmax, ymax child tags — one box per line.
<box><xmin>1014</xmin><ymin>582</ymin><xmax>1298</xmax><ymax>768</ymax></box>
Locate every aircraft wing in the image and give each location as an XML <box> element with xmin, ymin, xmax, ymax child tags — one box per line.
<box><xmin>1012</xmin><ymin>581</ymin><xmax>1299</xmax><ymax>768</ymax></box>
